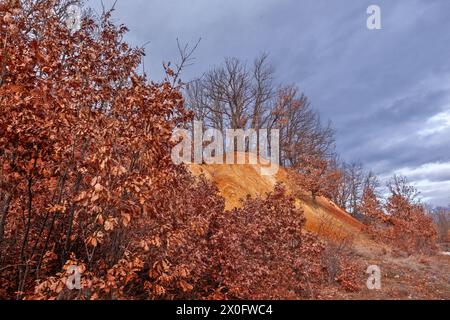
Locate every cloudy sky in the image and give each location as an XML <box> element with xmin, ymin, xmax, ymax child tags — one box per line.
<box><xmin>88</xmin><ymin>0</ymin><xmax>450</xmax><ymax>206</ymax></box>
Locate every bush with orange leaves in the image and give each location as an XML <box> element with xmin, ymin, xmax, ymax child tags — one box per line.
<box><xmin>360</xmin><ymin>176</ymin><xmax>437</xmax><ymax>255</ymax></box>
<box><xmin>0</xmin><ymin>1</ymin><xmax>359</xmax><ymax>300</ymax></box>
<box><xmin>204</xmin><ymin>185</ymin><xmax>360</xmax><ymax>299</ymax></box>
<box><xmin>0</xmin><ymin>0</ymin><xmax>225</xmax><ymax>299</ymax></box>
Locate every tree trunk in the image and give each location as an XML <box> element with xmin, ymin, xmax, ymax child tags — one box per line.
<box><xmin>0</xmin><ymin>192</ymin><xmax>12</xmax><ymax>253</ymax></box>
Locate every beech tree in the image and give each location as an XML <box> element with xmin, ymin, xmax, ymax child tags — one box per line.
<box><xmin>186</xmin><ymin>58</ymin><xmax>335</xmax><ymax>166</ymax></box>
<box><xmin>273</xmin><ymin>85</ymin><xmax>335</xmax><ymax>166</ymax></box>
<box><xmin>292</xmin><ymin>154</ymin><xmax>341</xmax><ymax>202</ymax></box>
<box><xmin>186</xmin><ymin>54</ymin><xmax>274</xmax><ymax>131</ymax></box>
<box><xmin>0</xmin><ymin>0</ymin><xmax>358</xmax><ymax>300</ymax></box>
<box><xmin>359</xmin><ymin>185</ymin><xmax>386</xmax><ymax>236</ymax></box>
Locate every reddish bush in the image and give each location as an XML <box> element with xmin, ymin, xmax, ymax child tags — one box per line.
<box><xmin>0</xmin><ymin>0</ymin><xmax>220</xmax><ymax>299</ymax></box>
<box><xmin>360</xmin><ymin>179</ymin><xmax>437</xmax><ymax>255</ymax></box>
<box><xmin>0</xmin><ymin>1</ymin><xmax>358</xmax><ymax>300</ymax></box>
<box><xmin>385</xmin><ymin>194</ymin><xmax>437</xmax><ymax>254</ymax></box>
<box><xmin>204</xmin><ymin>185</ymin><xmax>326</xmax><ymax>299</ymax></box>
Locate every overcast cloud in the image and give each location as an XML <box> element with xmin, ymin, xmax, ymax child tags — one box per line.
<box><xmin>88</xmin><ymin>0</ymin><xmax>450</xmax><ymax>206</ymax></box>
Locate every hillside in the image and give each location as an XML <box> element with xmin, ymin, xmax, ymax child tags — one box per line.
<box><xmin>189</xmin><ymin>154</ymin><xmax>365</xmax><ymax>242</ymax></box>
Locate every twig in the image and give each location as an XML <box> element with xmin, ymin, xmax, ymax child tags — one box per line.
<box><xmin>164</xmin><ymin>37</ymin><xmax>202</xmax><ymax>89</ymax></box>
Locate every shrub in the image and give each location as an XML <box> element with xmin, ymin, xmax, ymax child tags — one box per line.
<box><xmin>206</xmin><ymin>184</ymin><xmax>335</xmax><ymax>299</ymax></box>
<box><xmin>360</xmin><ymin>179</ymin><xmax>437</xmax><ymax>255</ymax></box>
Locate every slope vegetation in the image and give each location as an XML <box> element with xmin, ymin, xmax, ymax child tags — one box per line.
<box><xmin>189</xmin><ymin>154</ymin><xmax>365</xmax><ymax>242</ymax></box>
<box><xmin>189</xmin><ymin>156</ymin><xmax>450</xmax><ymax>299</ymax></box>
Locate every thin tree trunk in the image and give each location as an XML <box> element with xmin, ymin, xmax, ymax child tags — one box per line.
<box><xmin>61</xmin><ymin>138</ymin><xmax>88</xmax><ymax>265</ymax></box>
<box><xmin>17</xmin><ymin>168</ymin><xmax>35</xmax><ymax>300</ymax></box>
<box><xmin>0</xmin><ymin>192</ymin><xmax>12</xmax><ymax>247</ymax></box>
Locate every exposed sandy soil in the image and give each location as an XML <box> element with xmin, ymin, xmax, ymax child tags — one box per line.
<box><xmin>188</xmin><ymin>155</ymin><xmax>363</xmax><ymax>241</ymax></box>
<box><xmin>189</xmin><ymin>155</ymin><xmax>450</xmax><ymax>299</ymax></box>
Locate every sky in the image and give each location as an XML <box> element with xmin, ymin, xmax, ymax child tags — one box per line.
<box><xmin>87</xmin><ymin>0</ymin><xmax>450</xmax><ymax>206</ymax></box>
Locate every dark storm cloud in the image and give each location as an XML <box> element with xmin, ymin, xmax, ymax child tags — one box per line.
<box><xmin>87</xmin><ymin>0</ymin><xmax>450</xmax><ymax>205</ymax></box>
<box><xmin>339</xmin><ymin>88</ymin><xmax>450</xmax><ymax>167</ymax></box>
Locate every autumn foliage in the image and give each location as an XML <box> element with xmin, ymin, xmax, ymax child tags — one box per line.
<box><xmin>0</xmin><ymin>1</ymin><xmax>363</xmax><ymax>300</ymax></box>
<box><xmin>292</xmin><ymin>154</ymin><xmax>341</xmax><ymax>202</ymax></box>
<box><xmin>1</xmin><ymin>0</ymin><xmax>187</xmax><ymax>298</ymax></box>
<box><xmin>0</xmin><ymin>0</ymin><xmax>441</xmax><ymax>301</ymax></box>
<box><xmin>0</xmin><ymin>0</ymin><xmax>219</xmax><ymax>299</ymax></box>
<box><xmin>360</xmin><ymin>177</ymin><xmax>437</xmax><ymax>255</ymax></box>
<box><xmin>205</xmin><ymin>185</ymin><xmax>326</xmax><ymax>299</ymax></box>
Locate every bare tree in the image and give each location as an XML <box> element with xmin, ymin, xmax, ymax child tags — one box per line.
<box><xmin>329</xmin><ymin>157</ymin><xmax>351</xmax><ymax>210</ymax></box>
<box><xmin>387</xmin><ymin>175</ymin><xmax>420</xmax><ymax>203</ymax></box>
<box><xmin>329</xmin><ymin>160</ymin><xmax>380</xmax><ymax>217</ymax></box>
<box><xmin>346</xmin><ymin>161</ymin><xmax>364</xmax><ymax>216</ymax></box>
